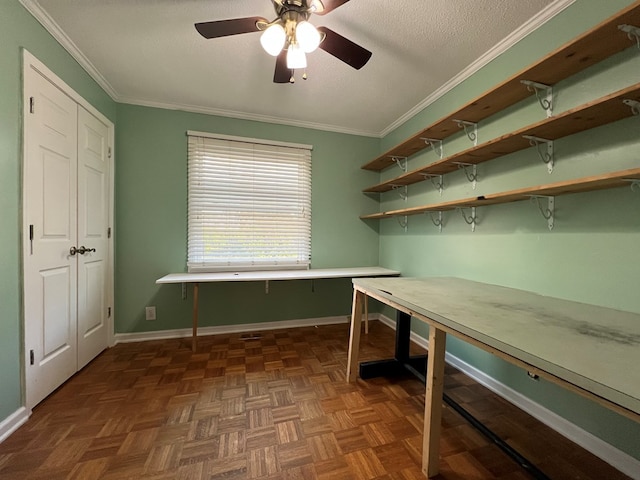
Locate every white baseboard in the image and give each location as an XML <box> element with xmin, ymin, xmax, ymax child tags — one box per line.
<box><xmin>0</xmin><ymin>407</ymin><xmax>30</xmax><ymax>444</ymax></box>
<box><xmin>114</xmin><ymin>315</ymin><xmax>350</xmax><ymax>344</ymax></box>
<box><xmin>376</xmin><ymin>314</ymin><xmax>640</xmax><ymax>479</ymax></box>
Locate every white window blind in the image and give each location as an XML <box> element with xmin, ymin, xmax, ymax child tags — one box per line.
<box><xmin>187</xmin><ymin>132</ymin><xmax>312</xmax><ymax>272</ymax></box>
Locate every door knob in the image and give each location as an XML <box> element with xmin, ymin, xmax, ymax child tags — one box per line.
<box><xmin>69</xmin><ymin>246</ymin><xmax>96</xmax><ymax>256</ymax></box>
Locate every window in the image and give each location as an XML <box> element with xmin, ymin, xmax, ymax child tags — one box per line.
<box><xmin>187</xmin><ymin>131</ymin><xmax>312</xmax><ymax>272</ymax></box>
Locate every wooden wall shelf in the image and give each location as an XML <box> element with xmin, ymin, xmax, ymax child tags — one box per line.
<box><xmin>362</xmin><ymin>2</ymin><xmax>640</xmax><ymax>172</ymax></box>
<box><xmin>363</xmin><ymin>83</ymin><xmax>640</xmax><ymax>194</ymax></box>
<box><xmin>360</xmin><ymin>167</ymin><xmax>640</xmax><ymax>220</ymax></box>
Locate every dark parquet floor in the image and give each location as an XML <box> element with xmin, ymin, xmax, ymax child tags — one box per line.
<box><xmin>0</xmin><ymin>321</ymin><xmax>631</xmax><ymax>480</ymax></box>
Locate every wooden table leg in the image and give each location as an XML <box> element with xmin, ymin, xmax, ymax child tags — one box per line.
<box><xmin>346</xmin><ymin>288</ymin><xmax>364</xmax><ymax>382</ymax></box>
<box><xmin>192</xmin><ymin>282</ymin><xmax>199</xmax><ymax>352</ymax></box>
<box><xmin>364</xmin><ymin>295</ymin><xmax>369</xmax><ymax>334</ymax></box>
<box><xmin>422</xmin><ymin>326</ymin><xmax>446</xmax><ymax>477</ymax></box>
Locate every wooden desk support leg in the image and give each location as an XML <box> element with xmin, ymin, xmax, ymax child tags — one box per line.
<box><xmin>423</xmin><ymin>326</ymin><xmax>446</xmax><ymax>478</ymax></box>
<box><xmin>192</xmin><ymin>282</ymin><xmax>199</xmax><ymax>352</ymax></box>
<box><xmin>346</xmin><ymin>288</ymin><xmax>364</xmax><ymax>382</ymax></box>
<box><xmin>364</xmin><ymin>295</ymin><xmax>369</xmax><ymax>334</ymax></box>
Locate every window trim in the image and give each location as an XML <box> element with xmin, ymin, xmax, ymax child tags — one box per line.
<box><xmin>187</xmin><ymin>131</ymin><xmax>312</xmax><ymax>152</ymax></box>
<box><xmin>186</xmin><ymin>131</ymin><xmax>313</xmax><ymax>273</ymax></box>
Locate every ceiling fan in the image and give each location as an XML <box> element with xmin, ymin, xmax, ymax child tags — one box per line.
<box><xmin>195</xmin><ymin>0</ymin><xmax>372</xmax><ymax>83</ymax></box>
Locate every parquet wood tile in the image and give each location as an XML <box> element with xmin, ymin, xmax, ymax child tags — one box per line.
<box><xmin>0</xmin><ymin>321</ymin><xmax>632</xmax><ymax>480</ymax></box>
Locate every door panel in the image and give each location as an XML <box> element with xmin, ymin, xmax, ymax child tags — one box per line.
<box><xmin>42</xmin><ymin>151</ymin><xmax>72</xmax><ymax>236</ymax></box>
<box><xmin>42</xmin><ymin>266</ymin><xmax>73</xmax><ymax>357</ymax></box>
<box><xmin>81</xmin><ymin>261</ymin><xmax>105</xmax><ymax>334</ymax></box>
<box><xmin>24</xmin><ymin>70</ymin><xmax>78</xmax><ymax>409</ymax></box>
<box><xmin>77</xmin><ymin>106</ymin><xmax>110</xmax><ymax>369</ymax></box>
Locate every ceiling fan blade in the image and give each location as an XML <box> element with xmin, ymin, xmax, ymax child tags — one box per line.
<box><xmin>195</xmin><ymin>17</ymin><xmax>267</xmax><ymax>39</ymax></box>
<box><xmin>273</xmin><ymin>49</ymin><xmax>291</xmax><ymax>83</ymax></box>
<box><xmin>314</xmin><ymin>0</ymin><xmax>351</xmax><ymax>15</ymax></box>
<box><xmin>317</xmin><ymin>27</ymin><xmax>372</xmax><ymax>70</ymax></box>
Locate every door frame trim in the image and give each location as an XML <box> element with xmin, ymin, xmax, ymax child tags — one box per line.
<box><xmin>21</xmin><ymin>49</ymin><xmax>115</xmax><ymax>409</ymax></box>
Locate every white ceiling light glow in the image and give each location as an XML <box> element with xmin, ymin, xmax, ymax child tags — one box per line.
<box><xmin>286</xmin><ymin>43</ymin><xmax>307</xmax><ymax>69</ymax></box>
<box><xmin>260</xmin><ymin>23</ymin><xmax>286</xmax><ymax>56</ymax></box>
<box><xmin>296</xmin><ymin>21</ymin><xmax>321</xmax><ymax>53</ymax></box>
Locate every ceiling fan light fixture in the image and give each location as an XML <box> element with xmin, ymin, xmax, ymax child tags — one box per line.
<box><xmin>260</xmin><ymin>23</ymin><xmax>286</xmax><ymax>56</ymax></box>
<box><xmin>286</xmin><ymin>43</ymin><xmax>307</xmax><ymax>69</ymax></box>
<box><xmin>296</xmin><ymin>21</ymin><xmax>321</xmax><ymax>53</ymax></box>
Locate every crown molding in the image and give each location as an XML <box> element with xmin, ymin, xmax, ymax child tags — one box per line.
<box><xmin>19</xmin><ymin>0</ymin><xmax>378</xmax><ymax>137</ymax></box>
<box><xmin>118</xmin><ymin>96</ymin><xmax>380</xmax><ymax>137</ymax></box>
<box><xmin>20</xmin><ymin>0</ymin><xmax>574</xmax><ymax>139</ymax></box>
<box><xmin>19</xmin><ymin>0</ymin><xmax>120</xmax><ymax>100</ymax></box>
<box><xmin>20</xmin><ymin>0</ymin><xmax>380</xmax><ymax>137</ymax></box>
<box><xmin>380</xmin><ymin>0</ymin><xmax>576</xmax><ymax>137</ymax></box>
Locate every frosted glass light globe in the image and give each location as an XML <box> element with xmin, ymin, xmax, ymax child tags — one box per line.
<box><xmin>296</xmin><ymin>21</ymin><xmax>321</xmax><ymax>53</ymax></box>
<box><xmin>286</xmin><ymin>44</ymin><xmax>307</xmax><ymax>69</ymax></box>
<box><xmin>260</xmin><ymin>24</ymin><xmax>286</xmax><ymax>56</ymax></box>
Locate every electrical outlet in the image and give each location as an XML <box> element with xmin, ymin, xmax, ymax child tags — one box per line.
<box><xmin>145</xmin><ymin>306</ymin><xmax>156</xmax><ymax>321</ymax></box>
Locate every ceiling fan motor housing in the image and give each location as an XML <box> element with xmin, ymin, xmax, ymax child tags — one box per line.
<box><xmin>274</xmin><ymin>0</ymin><xmax>312</xmax><ymax>17</ymax></box>
<box><xmin>275</xmin><ymin>1</ymin><xmax>312</xmax><ymax>22</ymax></box>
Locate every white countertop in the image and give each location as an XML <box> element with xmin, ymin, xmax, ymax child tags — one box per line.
<box><xmin>157</xmin><ymin>266</ymin><xmax>400</xmax><ymax>284</ymax></box>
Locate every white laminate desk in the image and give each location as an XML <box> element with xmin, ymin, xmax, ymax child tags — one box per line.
<box><xmin>346</xmin><ymin>277</ymin><xmax>640</xmax><ymax>478</ymax></box>
<box><xmin>156</xmin><ymin>266</ymin><xmax>399</xmax><ymax>351</ymax></box>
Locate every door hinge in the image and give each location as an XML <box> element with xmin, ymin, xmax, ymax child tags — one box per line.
<box><xmin>29</xmin><ymin>224</ymin><xmax>34</xmax><ymax>254</ymax></box>
<box><xmin>29</xmin><ymin>96</ymin><xmax>35</xmax><ymax>114</ymax></box>
<box><xmin>29</xmin><ymin>350</ymin><xmax>35</xmax><ymax>365</ymax></box>
<box><xmin>107</xmin><ymin>227</ymin><xmax>111</xmax><ymax>239</ymax></box>
<box><xmin>108</xmin><ymin>147</ymin><xmax>112</xmax><ymax>159</ymax></box>
<box><xmin>107</xmin><ymin>307</ymin><xmax>111</xmax><ymax>318</ymax></box>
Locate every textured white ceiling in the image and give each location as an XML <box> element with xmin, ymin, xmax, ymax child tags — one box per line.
<box><xmin>22</xmin><ymin>0</ymin><xmax>566</xmax><ymax>136</ymax></box>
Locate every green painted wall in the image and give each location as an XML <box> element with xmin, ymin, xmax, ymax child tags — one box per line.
<box><xmin>114</xmin><ymin>104</ymin><xmax>380</xmax><ymax>334</ymax></box>
<box><xmin>0</xmin><ymin>1</ymin><xmax>115</xmax><ymax>422</ymax></box>
<box><xmin>3</xmin><ymin>0</ymin><xmax>639</xmax><ymax>468</ymax></box>
<box><xmin>376</xmin><ymin>0</ymin><xmax>640</xmax><ymax>460</ymax></box>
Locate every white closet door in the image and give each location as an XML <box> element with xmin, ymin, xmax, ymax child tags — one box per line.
<box><xmin>23</xmin><ymin>52</ymin><xmax>113</xmax><ymax>409</ymax></box>
<box><xmin>23</xmin><ymin>68</ymin><xmax>79</xmax><ymax>409</ymax></box>
<box><xmin>77</xmin><ymin>106</ymin><xmax>110</xmax><ymax>369</ymax></box>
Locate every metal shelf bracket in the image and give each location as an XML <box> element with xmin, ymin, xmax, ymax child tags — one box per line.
<box><xmin>454</xmin><ymin>162</ymin><xmax>478</xmax><ymax>190</ymax></box>
<box><xmin>529</xmin><ymin>195</ymin><xmax>555</xmax><ymax>230</ymax></box>
<box><xmin>521</xmin><ymin>80</ymin><xmax>553</xmax><ymax>117</ymax></box>
<box><xmin>619</xmin><ymin>24</ymin><xmax>640</xmax><ymax>50</ymax></box>
<box><xmin>391</xmin><ymin>185</ymin><xmax>408</xmax><ymax>201</ymax></box>
<box><xmin>624</xmin><ymin>179</ymin><xmax>640</xmax><ymax>192</ymax></box>
<box><xmin>623</xmin><ymin>99</ymin><xmax>640</xmax><ymax>116</ymax></box>
<box><xmin>420</xmin><ymin>173</ymin><xmax>444</xmax><ymax>196</ymax></box>
<box><xmin>523</xmin><ymin>135</ymin><xmax>555</xmax><ymax>173</ymax></box>
<box><xmin>429</xmin><ymin>211</ymin><xmax>443</xmax><ymax>233</ymax></box>
<box><xmin>453</xmin><ymin>119</ymin><xmax>478</xmax><ymax>145</ymax></box>
<box><xmin>457</xmin><ymin>206</ymin><xmax>477</xmax><ymax>232</ymax></box>
<box><xmin>420</xmin><ymin>137</ymin><xmax>444</xmax><ymax>159</ymax></box>
<box><xmin>390</xmin><ymin>156</ymin><xmax>407</xmax><ymax>172</ymax></box>
<box><xmin>397</xmin><ymin>215</ymin><xmax>408</xmax><ymax>232</ymax></box>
